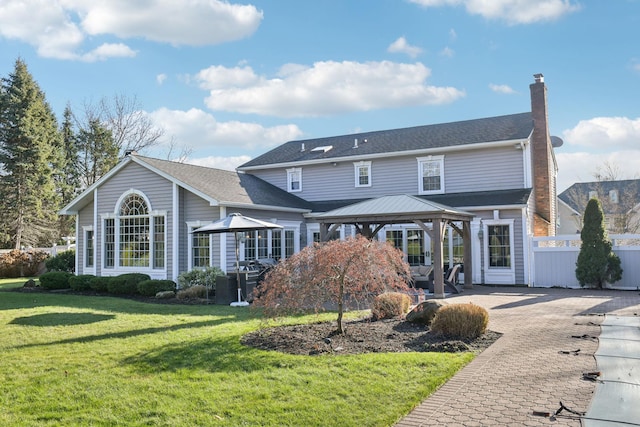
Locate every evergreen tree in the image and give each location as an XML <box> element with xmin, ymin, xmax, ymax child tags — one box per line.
<box><xmin>575</xmin><ymin>198</ymin><xmax>623</xmax><ymax>288</ymax></box>
<box><xmin>56</xmin><ymin>104</ymin><xmax>81</xmax><ymax>239</ymax></box>
<box><xmin>0</xmin><ymin>59</ymin><xmax>62</xmax><ymax>249</ymax></box>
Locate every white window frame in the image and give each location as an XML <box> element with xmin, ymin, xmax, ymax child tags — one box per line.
<box><xmin>99</xmin><ymin>190</ymin><xmax>166</xmax><ymax>275</ymax></box>
<box><xmin>417</xmin><ymin>155</ymin><xmax>445</xmax><ymax>195</ymax></box>
<box><xmin>187</xmin><ymin>221</ymin><xmax>212</xmax><ymax>269</ymax></box>
<box><xmin>609</xmin><ymin>189</ymin><xmax>619</xmax><ymax>204</ymax></box>
<box><xmin>82</xmin><ymin>226</ymin><xmax>95</xmax><ymax>273</ymax></box>
<box><xmin>354</xmin><ymin>161</ymin><xmax>372</xmax><ymax>187</ymax></box>
<box><xmin>287</xmin><ymin>167</ymin><xmax>302</xmax><ymax>193</ymax></box>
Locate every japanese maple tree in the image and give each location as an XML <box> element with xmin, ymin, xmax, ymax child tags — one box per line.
<box><xmin>253</xmin><ymin>235</ymin><xmax>411</xmax><ymax>334</ymax></box>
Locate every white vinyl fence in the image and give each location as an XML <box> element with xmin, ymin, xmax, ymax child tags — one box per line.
<box><xmin>0</xmin><ymin>243</ymin><xmax>75</xmax><ymax>257</ymax></box>
<box><xmin>531</xmin><ymin>234</ymin><xmax>640</xmax><ymax>290</ymax></box>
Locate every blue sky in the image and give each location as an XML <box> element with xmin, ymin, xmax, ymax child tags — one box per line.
<box><xmin>1</xmin><ymin>0</ymin><xmax>639</xmax><ymax>192</ymax></box>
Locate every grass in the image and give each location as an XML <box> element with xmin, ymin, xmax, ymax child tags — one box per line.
<box><xmin>0</xmin><ymin>278</ymin><xmax>474</xmax><ymax>426</ymax></box>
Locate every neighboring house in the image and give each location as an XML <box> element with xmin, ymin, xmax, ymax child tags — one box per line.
<box><xmin>61</xmin><ymin>74</ymin><xmax>560</xmax><ymax>286</ymax></box>
<box><xmin>558</xmin><ymin>179</ymin><xmax>640</xmax><ymax>234</ymax></box>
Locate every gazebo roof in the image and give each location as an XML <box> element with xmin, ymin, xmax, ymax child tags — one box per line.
<box><xmin>310</xmin><ymin>194</ymin><xmax>474</xmax><ymax>224</ymax></box>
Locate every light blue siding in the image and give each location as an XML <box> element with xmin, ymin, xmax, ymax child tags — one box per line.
<box><xmin>249</xmin><ymin>146</ymin><xmax>525</xmax><ymax>202</ymax></box>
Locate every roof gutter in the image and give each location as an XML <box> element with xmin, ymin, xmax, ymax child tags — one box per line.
<box><xmin>219</xmin><ymin>201</ymin><xmax>311</xmax><ymax>214</ymax></box>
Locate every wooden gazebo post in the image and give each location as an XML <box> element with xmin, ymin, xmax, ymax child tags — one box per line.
<box><xmin>432</xmin><ymin>218</ymin><xmax>445</xmax><ymax>299</ymax></box>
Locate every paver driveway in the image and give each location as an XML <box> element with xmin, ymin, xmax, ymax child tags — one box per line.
<box><xmin>395</xmin><ymin>286</ymin><xmax>640</xmax><ymax>426</ymax></box>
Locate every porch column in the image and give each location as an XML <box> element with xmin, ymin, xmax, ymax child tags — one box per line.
<box><xmin>463</xmin><ymin>220</ymin><xmax>473</xmax><ymax>289</ymax></box>
<box><xmin>432</xmin><ymin>218</ymin><xmax>445</xmax><ymax>299</ymax></box>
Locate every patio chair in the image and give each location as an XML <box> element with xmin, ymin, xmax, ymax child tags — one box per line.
<box><xmin>410</xmin><ymin>265</ymin><xmax>433</xmax><ymax>290</ymax></box>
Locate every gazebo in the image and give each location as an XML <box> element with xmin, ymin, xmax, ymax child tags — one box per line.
<box><xmin>310</xmin><ymin>194</ymin><xmax>475</xmax><ymax>298</ymax></box>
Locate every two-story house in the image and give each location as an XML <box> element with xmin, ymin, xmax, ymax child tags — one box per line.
<box><xmin>60</xmin><ymin>74</ymin><xmax>559</xmax><ymax>286</ymax></box>
<box><xmin>558</xmin><ymin>179</ymin><xmax>640</xmax><ymax>234</ymax></box>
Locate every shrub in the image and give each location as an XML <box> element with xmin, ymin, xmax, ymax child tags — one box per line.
<box><xmin>575</xmin><ymin>198</ymin><xmax>623</xmax><ymax>288</ymax></box>
<box><xmin>176</xmin><ymin>285</ymin><xmax>208</xmax><ymax>300</ymax></box>
<box><xmin>430</xmin><ymin>303</ymin><xmax>489</xmax><ymax>339</ymax></box>
<box><xmin>0</xmin><ymin>249</ymin><xmax>49</xmax><ymax>278</ymax></box>
<box><xmin>138</xmin><ymin>279</ymin><xmax>176</xmax><ymax>296</ymax></box>
<box><xmin>69</xmin><ymin>274</ymin><xmax>95</xmax><ymax>291</ymax></box>
<box><xmin>45</xmin><ymin>249</ymin><xmax>75</xmax><ymax>273</ymax></box>
<box><xmin>38</xmin><ymin>271</ymin><xmax>72</xmax><ymax>290</ymax></box>
<box><xmin>107</xmin><ymin>273</ymin><xmax>150</xmax><ymax>295</ymax></box>
<box><xmin>89</xmin><ymin>276</ymin><xmax>111</xmax><ymax>292</ymax></box>
<box><xmin>371</xmin><ymin>292</ymin><xmax>412</xmax><ymax>320</ymax></box>
<box><xmin>177</xmin><ymin>266</ymin><xmax>224</xmax><ymax>290</ymax></box>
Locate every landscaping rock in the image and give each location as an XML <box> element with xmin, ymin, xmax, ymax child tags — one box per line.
<box><xmin>155</xmin><ymin>290</ymin><xmax>175</xmax><ymax>299</ymax></box>
<box><xmin>406</xmin><ymin>300</ymin><xmax>448</xmax><ymax>325</ymax></box>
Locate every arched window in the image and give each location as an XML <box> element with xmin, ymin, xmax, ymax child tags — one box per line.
<box><xmin>119</xmin><ymin>194</ymin><xmax>151</xmax><ymax>267</ymax></box>
<box><xmin>103</xmin><ymin>191</ymin><xmax>165</xmax><ymax>270</ymax></box>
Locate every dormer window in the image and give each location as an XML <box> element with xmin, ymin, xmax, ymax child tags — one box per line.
<box><xmin>417</xmin><ymin>155</ymin><xmax>445</xmax><ymax>194</ymax></box>
<box><xmin>287</xmin><ymin>167</ymin><xmax>302</xmax><ymax>192</ymax></box>
<box><xmin>354</xmin><ymin>161</ymin><xmax>371</xmax><ymax>187</ymax></box>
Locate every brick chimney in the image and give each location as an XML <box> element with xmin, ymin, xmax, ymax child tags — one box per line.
<box><xmin>530</xmin><ymin>73</ymin><xmax>557</xmax><ymax>237</ymax></box>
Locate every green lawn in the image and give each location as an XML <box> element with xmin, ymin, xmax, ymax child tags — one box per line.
<box><xmin>0</xmin><ymin>278</ymin><xmax>473</xmax><ymax>426</ymax></box>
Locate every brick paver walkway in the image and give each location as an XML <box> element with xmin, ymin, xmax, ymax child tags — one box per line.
<box><xmin>395</xmin><ymin>286</ymin><xmax>640</xmax><ymax>426</ymax></box>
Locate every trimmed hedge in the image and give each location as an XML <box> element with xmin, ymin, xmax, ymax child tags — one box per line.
<box><xmin>45</xmin><ymin>249</ymin><xmax>75</xmax><ymax>273</ymax></box>
<box><xmin>138</xmin><ymin>279</ymin><xmax>176</xmax><ymax>296</ymax></box>
<box><xmin>89</xmin><ymin>276</ymin><xmax>112</xmax><ymax>292</ymax></box>
<box><xmin>107</xmin><ymin>273</ymin><xmax>151</xmax><ymax>295</ymax></box>
<box><xmin>69</xmin><ymin>274</ymin><xmax>96</xmax><ymax>291</ymax></box>
<box><xmin>38</xmin><ymin>271</ymin><xmax>72</xmax><ymax>290</ymax></box>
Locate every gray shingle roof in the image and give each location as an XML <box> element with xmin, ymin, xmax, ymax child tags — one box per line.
<box><xmin>312</xmin><ymin>194</ymin><xmax>473</xmax><ymax>218</ymax></box>
<box><xmin>559</xmin><ymin>179</ymin><xmax>640</xmax><ymax>214</ymax></box>
<box><xmin>309</xmin><ymin>188</ymin><xmax>532</xmax><ymax>213</ymax></box>
<box><xmin>136</xmin><ymin>156</ymin><xmax>312</xmax><ymax>210</ymax></box>
<box><xmin>240</xmin><ymin>112</ymin><xmax>533</xmax><ymax>169</ymax></box>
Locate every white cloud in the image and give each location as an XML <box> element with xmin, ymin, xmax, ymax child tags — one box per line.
<box><xmin>197</xmin><ymin>60</ymin><xmax>465</xmax><ymax>117</ymax></box>
<box><xmin>440</xmin><ymin>47</ymin><xmax>455</xmax><ymax>58</ymax></box>
<box><xmin>556</xmin><ymin>150</ymin><xmax>640</xmax><ymax>192</ymax></box>
<box><xmin>387</xmin><ymin>37</ymin><xmax>423</xmax><ymax>58</ymax></box>
<box><xmin>147</xmin><ymin>107</ymin><xmax>304</xmax><ymax>152</ymax></box>
<box><xmin>449</xmin><ymin>28</ymin><xmax>457</xmax><ymax>41</ymax></box>
<box><xmin>77</xmin><ymin>0</ymin><xmax>262</xmax><ymax>46</ymax></box>
<box><xmin>80</xmin><ymin>43</ymin><xmax>136</xmax><ymax>62</ymax></box>
<box><xmin>0</xmin><ymin>0</ymin><xmax>262</xmax><ymax>60</ymax></box>
<box><xmin>195</xmin><ymin>65</ymin><xmax>260</xmax><ymax>90</ymax></box>
<box><xmin>409</xmin><ymin>0</ymin><xmax>581</xmax><ymax>25</ymax></box>
<box><xmin>562</xmin><ymin>117</ymin><xmax>640</xmax><ymax>150</ymax></box>
<box><xmin>156</xmin><ymin>73</ymin><xmax>167</xmax><ymax>85</ymax></box>
<box><xmin>556</xmin><ymin>116</ymin><xmax>640</xmax><ymax>191</ymax></box>
<box><xmin>489</xmin><ymin>83</ymin><xmax>517</xmax><ymax>94</ymax></box>
<box><xmin>186</xmin><ymin>155</ymin><xmax>252</xmax><ymax>172</ymax></box>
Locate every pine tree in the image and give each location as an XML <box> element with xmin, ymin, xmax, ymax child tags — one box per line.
<box><xmin>0</xmin><ymin>58</ymin><xmax>62</xmax><ymax>249</ymax></box>
<box><xmin>55</xmin><ymin>104</ymin><xmax>81</xmax><ymax>239</ymax></box>
<box><xmin>575</xmin><ymin>198</ymin><xmax>623</xmax><ymax>288</ymax></box>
